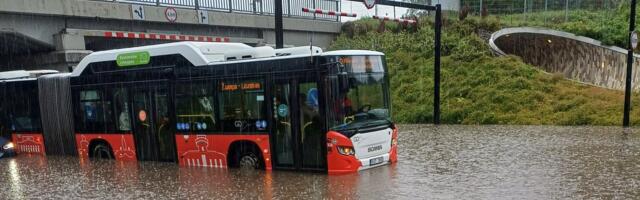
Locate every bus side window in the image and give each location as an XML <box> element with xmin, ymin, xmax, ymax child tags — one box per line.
<box><xmin>8</xmin><ymin>84</ymin><xmax>42</xmax><ymax>132</ymax></box>
<box><xmin>113</xmin><ymin>87</ymin><xmax>131</xmax><ymax>132</ymax></box>
<box><xmin>175</xmin><ymin>81</ymin><xmax>219</xmax><ymax>133</ymax></box>
<box><xmin>76</xmin><ymin>89</ymin><xmax>115</xmax><ymax>132</ymax></box>
<box><xmin>217</xmin><ymin>79</ymin><xmax>266</xmax><ymax>133</ymax></box>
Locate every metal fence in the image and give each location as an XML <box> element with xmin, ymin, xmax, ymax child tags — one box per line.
<box><xmin>457</xmin><ymin>0</ymin><xmax>623</xmax><ymax>24</ymax></box>
<box><xmin>100</xmin><ymin>0</ymin><xmax>341</xmax><ymax>21</ymax></box>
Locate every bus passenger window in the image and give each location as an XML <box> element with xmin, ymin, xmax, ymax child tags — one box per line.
<box><xmin>8</xmin><ymin>88</ymin><xmax>42</xmax><ymax>132</ymax></box>
<box><xmin>77</xmin><ymin>89</ymin><xmax>114</xmax><ymax>132</ymax></box>
<box><xmin>175</xmin><ymin>82</ymin><xmax>218</xmax><ymax>132</ymax></box>
<box><xmin>113</xmin><ymin>88</ymin><xmax>131</xmax><ymax>131</ymax></box>
<box><xmin>218</xmin><ymin>80</ymin><xmax>266</xmax><ymax>133</ymax></box>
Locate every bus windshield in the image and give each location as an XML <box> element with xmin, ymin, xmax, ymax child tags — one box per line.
<box><xmin>326</xmin><ymin>55</ymin><xmax>391</xmax><ymax>136</ymax></box>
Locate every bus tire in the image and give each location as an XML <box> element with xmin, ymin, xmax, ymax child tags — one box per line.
<box><xmin>238</xmin><ymin>152</ymin><xmax>261</xmax><ymax>169</ymax></box>
<box><xmin>91</xmin><ymin>143</ymin><xmax>114</xmax><ymax>160</ymax></box>
<box><xmin>228</xmin><ymin>141</ymin><xmax>264</xmax><ymax>170</ymax></box>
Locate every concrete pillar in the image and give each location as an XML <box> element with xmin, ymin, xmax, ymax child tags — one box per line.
<box><xmin>9</xmin><ymin>50</ymin><xmax>91</xmax><ymax>72</ymax></box>
<box><xmin>55</xmin><ymin>33</ymin><xmax>86</xmax><ymax>51</ymax></box>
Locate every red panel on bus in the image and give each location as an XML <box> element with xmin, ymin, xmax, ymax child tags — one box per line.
<box><xmin>389</xmin><ymin>127</ymin><xmax>398</xmax><ymax>163</ymax></box>
<box><xmin>326</xmin><ymin>131</ymin><xmax>361</xmax><ymax>174</ymax></box>
<box><xmin>12</xmin><ymin>133</ymin><xmax>46</xmax><ymax>155</ymax></box>
<box><xmin>175</xmin><ymin>134</ymin><xmax>272</xmax><ymax>170</ymax></box>
<box><xmin>75</xmin><ymin>133</ymin><xmax>137</xmax><ymax>161</ymax></box>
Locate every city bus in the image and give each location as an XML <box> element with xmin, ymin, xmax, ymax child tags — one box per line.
<box><xmin>1</xmin><ymin>42</ymin><xmax>398</xmax><ymax>173</ymax></box>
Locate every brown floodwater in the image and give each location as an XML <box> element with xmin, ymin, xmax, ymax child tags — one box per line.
<box><xmin>1</xmin><ymin>125</ymin><xmax>640</xmax><ymax>199</ymax></box>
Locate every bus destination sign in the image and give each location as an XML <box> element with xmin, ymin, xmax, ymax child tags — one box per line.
<box><xmin>116</xmin><ymin>51</ymin><xmax>151</xmax><ymax>67</ymax></box>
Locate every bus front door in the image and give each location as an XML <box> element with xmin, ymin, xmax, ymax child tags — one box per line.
<box><xmin>132</xmin><ymin>86</ymin><xmax>176</xmax><ymax>162</ymax></box>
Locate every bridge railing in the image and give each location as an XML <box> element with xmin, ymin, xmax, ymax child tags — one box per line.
<box><xmin>99</xmin><ymin>0</ymin><xmax>341</xmax><ymax>21</ymax></box>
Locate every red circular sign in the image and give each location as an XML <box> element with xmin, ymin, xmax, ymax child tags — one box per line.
<box><xmin>363</xmin><ymin>0</ymin><xmax>376</xmax><ymax>9</ymax></box>
<box><xmin>138</xmin><ymin>110</ymin><xmax>147</xmax><ymax>122</ymax></box>
<box><xmin>165</xmin><ymin>7</ymin><xmax>178</xmax><ymax>22</ymax></box>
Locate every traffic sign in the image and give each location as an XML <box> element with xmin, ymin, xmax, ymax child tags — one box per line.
<box><xmin>131</xmin><ymin>4</ymin><xmax>145</xmax><ymax>20</ymax></box>
<box><xmin>165</xmin><ymin>7</ymin><xmax>178</xmax><ymax>22</ymax></box>
<box><xmin>198</xmin><ymin>10</ymin><xmax>209</xmax><ymax>24</ymax></box>
<box><xmin>363</xmin><ymin>0</ymin><xmax>376</xmax><ymax>9</ymax></box>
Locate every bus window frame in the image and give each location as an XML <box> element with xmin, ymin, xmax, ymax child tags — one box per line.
<box><xmin>5</xmin><ymin>81</ymin><xmax>43</xmax><ymax>133</ymax></box>
<box><xmin>72</xmin><ymin>84</ymin><xmax>138</xmax><ymax>134</ymax></box>
<box><xmin>216</xmin><ymin>77</ymin><xmax>269</xmax><ymax>135</ymax></box>
<box><xmin>174</xmin><ymin>79</ymin><xmax>222</xmax><ymax>134</ymax></box>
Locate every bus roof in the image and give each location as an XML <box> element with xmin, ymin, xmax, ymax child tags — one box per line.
<box><xmin>71</xmin><ymin>42</ymin><xmax>324</xmax><ymax>77</ymax></box>
<box><xmin>321</xmin><ymin>50</ymin><xmax>385</xmax><ymax>56</ymax></box>
<box><xmin>0</xmin><ymin>70</ymin><xmax>59</xmax><ymax>82</ymax></box>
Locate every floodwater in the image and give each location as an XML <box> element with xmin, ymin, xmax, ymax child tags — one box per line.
<box><xmin>1</xmin><ymin>125</ymin><xmax>640</xmax><ymax>199</ymax></box>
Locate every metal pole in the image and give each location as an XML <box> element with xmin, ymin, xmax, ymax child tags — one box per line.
<box><xmin>275</xmin><ymin>0</ymin><xmax>283</xmax><ymax>48</ymax></box>
<box><xmin>524</xmin><ymin>0</ymin><xmax>527</xmax><ymax>21</ymax></box>
<box><xmin>337</xmin><ymin>0</ymin><xmax>340</xmax><ymax>22</ymax></box>
<box><xmin>624</xmin><ymin>0</ymin><xmax>636</xmax><ymax>127</ymax></box>
<box><xmin>288</xmin><ymin>0</ymin><xmax>291</xmax><ymax>17</ymax></box>
<box><xmin>544</xmin><ymin>0</ymin><xmax>548</xmax><ymax>23</ymax></box>
<box><xmin>434</xmin><ymin>4</ymin><xmax>442</xmax><ymax>124</ymax></box>
<box><xmin>479</xmin><ymin>0</ymin><xmax>483</xmax><ymax>14</ymax></box>
<box><xmin>565</xmin><ymin>0</ymin><xmax>569</xmax><ymax>22</ymax></box>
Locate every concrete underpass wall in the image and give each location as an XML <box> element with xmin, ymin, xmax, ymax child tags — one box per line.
<box><xmin>490</xmin><ymin>27</ymin><xmax>640</xmax><ymax>91</ymax></box>
<box><xmin>0</xmin><ymin>0</ymin><xmax>341</xmax><ymax>71</ymax></box>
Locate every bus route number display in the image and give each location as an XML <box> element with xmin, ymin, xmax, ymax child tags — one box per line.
<box><xmin>116</xmin><ymin>51</ymin><xmax>151</xmax><ymax>67</ymax></box>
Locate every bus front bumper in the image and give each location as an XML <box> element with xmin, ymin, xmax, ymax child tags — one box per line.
<box><xmin>357</xmin><ymin>153</ymin><xmax>391</xmax><ymax>171</ymax></box>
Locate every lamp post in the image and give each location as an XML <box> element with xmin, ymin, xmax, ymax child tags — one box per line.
<box><xmin>623</xmin><ymin>0</ymin><xmax>637</xmax><ymax>127</ymax></box>
<box><xmin>275</xmin><ymin>0</ymin><xmax>283</xmax><ymax>48</ymax></box>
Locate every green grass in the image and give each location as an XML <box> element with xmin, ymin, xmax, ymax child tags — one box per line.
<box><xmin>331</xmin><ymin>17</ymin><xmax>640</xmax><ymax>125</ymax></box>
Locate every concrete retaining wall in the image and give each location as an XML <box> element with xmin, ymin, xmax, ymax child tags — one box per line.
<box><xmin>489</xmin><ymin>27</ymin><xmax>640</xmax><ymax>91</ymax></box>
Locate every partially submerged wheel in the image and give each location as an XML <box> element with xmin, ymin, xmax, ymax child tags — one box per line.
<box><xmin>92</xmin><ymin>143</ymin><xmax>114</xmax><ymax>159</ymax></box>
<box><xmin>238</xmin><ymin>152</ymin><xmax>261</xmax><ymax>169</ymax></box>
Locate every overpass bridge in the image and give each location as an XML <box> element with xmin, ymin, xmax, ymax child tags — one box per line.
<box><xmin>0</xmin><ymin>0</ymin><xmax>342</xmax><ymax>72</ymax></box>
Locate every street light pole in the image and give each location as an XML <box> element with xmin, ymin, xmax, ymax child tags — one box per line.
<box><xmin>623</xmin><ymin>0</ymin><xmax>636</xmax><ymax>127</ymax></box>
<box><xmin>434</xmin><ymin>4</ymin><xmax>442</xmax><ymax>124</ymax></box>
<box><xmin>275</xmin><ymin>0</ymin><xmax>284</xmax><ymax>48</ymax></box>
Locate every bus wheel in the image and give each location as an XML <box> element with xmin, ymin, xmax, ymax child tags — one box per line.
<box><xmin>92</xmin><ymin>143</ymin><xmax>114</xmax><ymax>160</ymax></box>
<box><xmin>239</xmin><ymin>152</ymin><xmax>261</xmax><ymax>169</ymax></box>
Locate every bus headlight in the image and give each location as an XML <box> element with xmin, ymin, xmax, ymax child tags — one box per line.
<box><xmin>3</xmin><ymin>142</ymin><xmax>14</xmax><ymax>150</ymax></box>
<box><xmin>391</xmin><ymin>138</ymin><xmax>397</xmax><ymax>146</ymax></box>
<box><xmin>337</xmin><ymin>146</ymin><xmax>355</xmax><ymax>156</ymax></box>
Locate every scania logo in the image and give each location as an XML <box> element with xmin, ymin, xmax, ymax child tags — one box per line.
<box><xmin>367</xmin><ymin>145</ymin><xmax>382</xmax><ymax>152</ymax></box>
<box><xmin>352</xmin><ymin>136</ymin><xmax>361</xmax><ymax>143</ymax></box>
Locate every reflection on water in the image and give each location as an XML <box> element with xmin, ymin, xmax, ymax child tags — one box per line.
<box><xmin>1</xmin><ymin>125</ymin><xmax>639</xmax><ymax>199</ymax></box>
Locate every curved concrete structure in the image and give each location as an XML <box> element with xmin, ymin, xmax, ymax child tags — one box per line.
<box><xmin>490</xmin><ymin>27</ymin><xmax>640</xmax><ymax>90</ymax></box>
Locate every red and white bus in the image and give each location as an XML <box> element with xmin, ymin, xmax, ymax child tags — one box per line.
<box><xmin>0</xmin><ymin>42</ymin><xmax>397</xmax><ymax>173</ymax></box>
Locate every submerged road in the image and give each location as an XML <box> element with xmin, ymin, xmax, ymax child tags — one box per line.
<box><xmin>1</xmin><ymin>125</ymin><xmax>639</xmax><ymax>199</ymax></box>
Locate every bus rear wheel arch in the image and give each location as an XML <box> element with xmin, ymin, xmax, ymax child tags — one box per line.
<box><xmin>227</xmin><ymin>141</ymin><xmax>265</xmax><ymax>170</ymax></box>
<box><xmin>88</xmin><ymin>140</ymin><xmax>114</xmax><ymax>160</ymax></box>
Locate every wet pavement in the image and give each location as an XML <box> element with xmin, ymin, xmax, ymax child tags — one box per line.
<box><xmin>1</xmin><ymin>125</ymin><xmax>640</xmax><ymax>199</ymax></box>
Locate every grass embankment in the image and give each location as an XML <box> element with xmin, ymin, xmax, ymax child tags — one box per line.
<box><xmin>331</xmin><ymin>17</ymin><xmax>640</xmax><ymax>125</ymax></box>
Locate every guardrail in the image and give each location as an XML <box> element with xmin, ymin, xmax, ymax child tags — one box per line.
<box><xmin>99</xmin><ymin>0</ymin><xmax>341</xmax><ymax>21</ymax></box>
